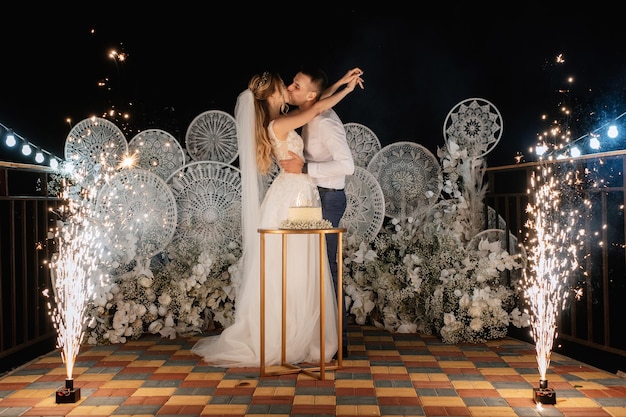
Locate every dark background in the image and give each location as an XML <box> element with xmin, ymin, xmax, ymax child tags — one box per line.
<box><xmin>2</xmin><ymin>5</ymin><xmax>626</xmax><ymax>167</ymax></box>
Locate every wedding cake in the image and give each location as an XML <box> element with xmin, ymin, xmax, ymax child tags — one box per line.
<box><xmin>279</xmin><ymin>188</ymin><xmax>332</xmax><ymax>229</ymax></box>
<box><xmin>287</xmin><ymin>206</ymin><xmax>322</xmax><ymax>222</ymax></box>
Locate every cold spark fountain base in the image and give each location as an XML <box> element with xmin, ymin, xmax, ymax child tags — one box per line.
<box><xmin>533</xmin><ymin>379</ymin><xmax>556</xmax><ymax>405</ymax></box>
<box><xmin>56</xmin><ymin>378</ymin><xmax>81</xmax><ymax>403</ymax></box>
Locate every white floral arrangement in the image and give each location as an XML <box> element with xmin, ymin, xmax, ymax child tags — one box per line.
<box><xmin>85</xmin><ymin>241</ymin><xmax>242</xmax><ymax>345</ymax></box>
<box><xmin>341</xmin><ymin>140</ymin><xmax>531</xmax><ymax>343</ymax></box>
<box><xmin>279</xmin><ymin>219</ymin><xmax>333</xmax><ymax>230</ymax></box>
<box><xmin>48</xmin><ymin>133</ymin><xmax>530</xmax><ymax>346</ymax></box>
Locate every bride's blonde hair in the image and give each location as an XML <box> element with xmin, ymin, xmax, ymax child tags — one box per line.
<box><xmin>248</xmin><ymin>71</ymin><xmax>286</xmax><ymax>174</ymax></box>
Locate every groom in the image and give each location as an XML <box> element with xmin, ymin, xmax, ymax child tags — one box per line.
<box><xmin>280</xmin><ymin>65</ymin><xmax>362</xmax><ymax>358</ymax></box>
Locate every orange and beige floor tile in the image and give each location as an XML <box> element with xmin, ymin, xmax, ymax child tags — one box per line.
<box><xmin>1</xmin><ymin>325</ymin><xmax>625</xmax><ymax>416</ymax></box>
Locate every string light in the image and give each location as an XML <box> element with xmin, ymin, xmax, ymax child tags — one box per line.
<box><xmin>22</xmin><ymin>143</ymin><xmax>32</xmax><ymax>156</ymax></box>
<box><xmin>1</xmin><ymin>122</ymin><xmax>63</xmax><ymax>169</ymax></box>
<box><xmin>533</xmin><ymin>52</ymin><xmax>626</xmax><ymax>161</ymax></box>
<box><xmin>535</xmin><ymin>142</ymin><xmax>548</xmax><ymax>156</ymax></box>
<box><xmin>536</xmin><ymin>113</ymin><xmax>626</xmax><ymax>160</ymax></box>
<box><xmin>589</xmin><ymin>135</ymin><xmax>600</xmax><ymax>150</ymax></box>
<box><xmin>5</xmin><ymin>130</ymin><xmax>16</xmax><ymax>147</ymax></box>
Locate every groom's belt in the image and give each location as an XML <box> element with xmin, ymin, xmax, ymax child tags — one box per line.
<box><xmin>317</xmin><ymin>186</ymin><xmax>344</xmax><ymax>192</ymax></box>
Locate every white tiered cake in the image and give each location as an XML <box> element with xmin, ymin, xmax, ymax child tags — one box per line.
<box><xmin>280</xmin><ymin>206</ymin><xmax>331</xmax><ymax>229</ymax></box>
<box><xmin>287</xmin><ymin>206</ymin><xmax>322</xmax><ymax>222</ymax></box>
<box><xmin>279</xmin><ymin>188</ymin><xmax>332</xmax><ymax>229</ymax></box>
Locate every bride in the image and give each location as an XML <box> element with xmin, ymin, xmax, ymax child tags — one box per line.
<box><xmin>191</xmin><ymin>69</ymin><xmax>363</xmax><ymax>366</ymax></box>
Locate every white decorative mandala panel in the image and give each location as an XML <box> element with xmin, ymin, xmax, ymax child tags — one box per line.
<box><xmin>128</xmin><ymin>129</ymin><xmax>186</xmax><ymax>180</ymax></box>
<box><xmin>185</xmin><ymin>110</ymin><xmax>238</xmax><ymax>163</ymax></box>
<box><xmin>167</xmin><ymin>161</ymin><xmax>242</xmax><ymax>254</ymax></box>
<box><xmin>443</xmin><ymin>98</ymin><xmax>502</xmax><ymax>158</ymax></box>
<box><xmin>344</xmin><ymin>122</ymin><xmax>381</xmax><ymax>168</ymax></box>
<box><xmin>340</xmin><ymin>166</ymin><xmax>385</xmax><ymax>242</ymax></box>
<box><xmin>95</xmin><ymin>169</ymin><xmax>178</xmax><ymax>261</ymax></box>
<box><xmin>367</xmin><ymin>141</ymin><xmax>442</xmax><ymax>218</ymax></box>
<box><xmin>64</xmin><ymin>117</ymin><xmax>128</xmax><ymax>178</ymax></box>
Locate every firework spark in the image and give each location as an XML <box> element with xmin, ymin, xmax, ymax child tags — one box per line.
<box><xmin>522</xmin><ymin>163</ymin><xmax>580</xmax><ymax>383</ymax></box>
<box><xmin>44</xmin><ymin>178</ymin><xmax>103</xmax><ymax>381</ymax></box>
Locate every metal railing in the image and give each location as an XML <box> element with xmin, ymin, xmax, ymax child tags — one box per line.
<box><xmin>0</xmin><ymin>161</ymin><xmax>62</xmax><ymax>374</ymax></box>
<box><xmin>2</xmin><ymin>151</ymin><xmax>626</xmax><ymax>374</ymax></box>
<box><xmin>486</xmin><ymin>150</ymin><xmax>626</xmax><ymax>363</ymax></box>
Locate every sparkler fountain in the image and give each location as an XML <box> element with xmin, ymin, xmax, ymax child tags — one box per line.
<box><xmin>522</xmin><ymin>163</ymin><xmax>581</xmax><ymax>405</ymax></box>
<box><xmin>43</xmin><ymin>178</ymin><xmax>102</xmax><ymax>403</ymax></box>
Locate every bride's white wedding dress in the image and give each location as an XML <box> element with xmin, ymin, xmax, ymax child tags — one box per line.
<box><xmin>191</xmin><ymin>120</ymin><xmax>338</xmax><ymax>367</ymax></box>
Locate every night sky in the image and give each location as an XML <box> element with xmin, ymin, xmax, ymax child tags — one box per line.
<box><xmin>2</xmin><ymin>6</ymin><xmax>626</xmax><ymax>167</ymax></box>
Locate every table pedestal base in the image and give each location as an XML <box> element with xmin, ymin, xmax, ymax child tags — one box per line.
<box><xmin>262</xmin><ymin>362</ymin><xmax>342</xmax><ymax>379</ymax></box>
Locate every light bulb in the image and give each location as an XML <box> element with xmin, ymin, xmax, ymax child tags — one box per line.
<box><xmin>22</xmin><ymin>144</ymin><xmax>32</xmax><ymax>156</ymax></box>
<box><xmin>535</xmin><ymin>144</ymin><xmax>547</xmax><ymax>156</ymax></box>
<box><xmin>5</xmin><ymin>133</ymin><xmax>16</xmax><ymax>147</ymax></box>
<box><xmin>589</xmin><ymin>137</ymin><xmax>601</xmax><ymax>149</ymax></box>
<box><xmin>35</xmin><ymin>152</ymin><xmax>45</xmax><ymax>163</ymax></box>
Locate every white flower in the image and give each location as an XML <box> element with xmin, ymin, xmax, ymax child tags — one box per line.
<box><xmin>145</xmin><ymin>288</ymin><xmax>156</xmax><ymax>302</ymax></box>
<box><xmin>459</xmin><ymin>293</ymin><xmax>471</xmax><ymax>308</ymax></box>
<box><xmin>397</xmin><ymin>322</ymin><xmax>417</xmax><ymax>333</ymax></box>
<box><xmin>148</xmin><ymin>304</ymin><xmax>158</xmax><ymax>317</ymax></box>
<box><xmin>443</xmin><ymin>312</ymin><xmax>456</xmax><ymax>326</ymax></box>
<box><xmin>158</xmin><ymin>293</ymin><xmax>172</xmax><ymax>306</ymax></box>
<box><xmin>137</xmin><ymin>275</ymin><xmax>153</xmax><ymax>288</ymax></box>
<box><xmin>468</xmin><ymin>303</ymin><xmax>484</xmax><ymax>318</ymax></box>
<box><xmin>110</xmin><ymin>283</ymin><xmax>120</xmax><ymax>295</ymax></box>
<box><xmin>93</xmin><ymin>292</ymin><xmax>108</xmax><ymax>307</ymax></box>
<box><xmin>487</xmin><ymin>296</ymin><xmax>502</xmax><ymax>308</ymax></box>
<box><xmin>510</xmin><ymin>307</ymin><xmax>531</xmax><ymax>328</ymax></box>
<box><xmin>164</xmin><ymin>312</ymin><xmax>175</xmax><ymax>327</ymax></box>
<box><xmin>344</xmin><ymin>284</ymin><xmax>375</xmax><ymax>325</ymax></box>
<box><xmin>148</xmin><ymin>319</ymin><xmax>164</xmax><ymax>334</ymax></box>
<box><xmin>192</xmin><ymin>263</ymin><xmax>206</xmax><ymax>276</ymax></box>
<box><xmin>470</xmin><ymin>317</ymin><xmax>484</xmax><ymax>331</ymax></box>
<box><xmin>160</xmin><ymin>327</ymin><xmax>177</xmax><ymax>340</ymax></box>
<box><xmin>134</xmin><ymin>259</ymin><xmax>154</xmax><ymax>278</ymax></box>
<box><xmin>353</xmin><ymin>241</ymin><xmax>377</xmax><ymax>264</ymax></box>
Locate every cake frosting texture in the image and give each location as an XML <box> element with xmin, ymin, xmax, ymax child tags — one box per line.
<box><xmin>287</xmin><ymin>207</ymin><xmax>322</xmax><ymax>222</ymax></box>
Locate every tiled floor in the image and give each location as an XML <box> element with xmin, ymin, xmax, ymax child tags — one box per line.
<box><xmin>1</xmin><ymin>325</ymin><xmax>625</xmax><ymax>417</ymax></box>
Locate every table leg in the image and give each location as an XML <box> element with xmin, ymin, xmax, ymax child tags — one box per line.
<box><xmin>337</xmin><ymin>231</ymin><xmax>343</xmax><ymax>366</ymax></box>
<box><xmin>260</xmin><ymin>233</ymin><xmax>266</xmax><ymax>377</ymax></box>
<box><xmin>319</xmin><ymin>233</ymin><xmax>326</xmax><ymax>380</ymax></box>
<box><xmin>281</xmin><ymin>234</ymin><xmax>287</xmax><ymax>365</ymax></box>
